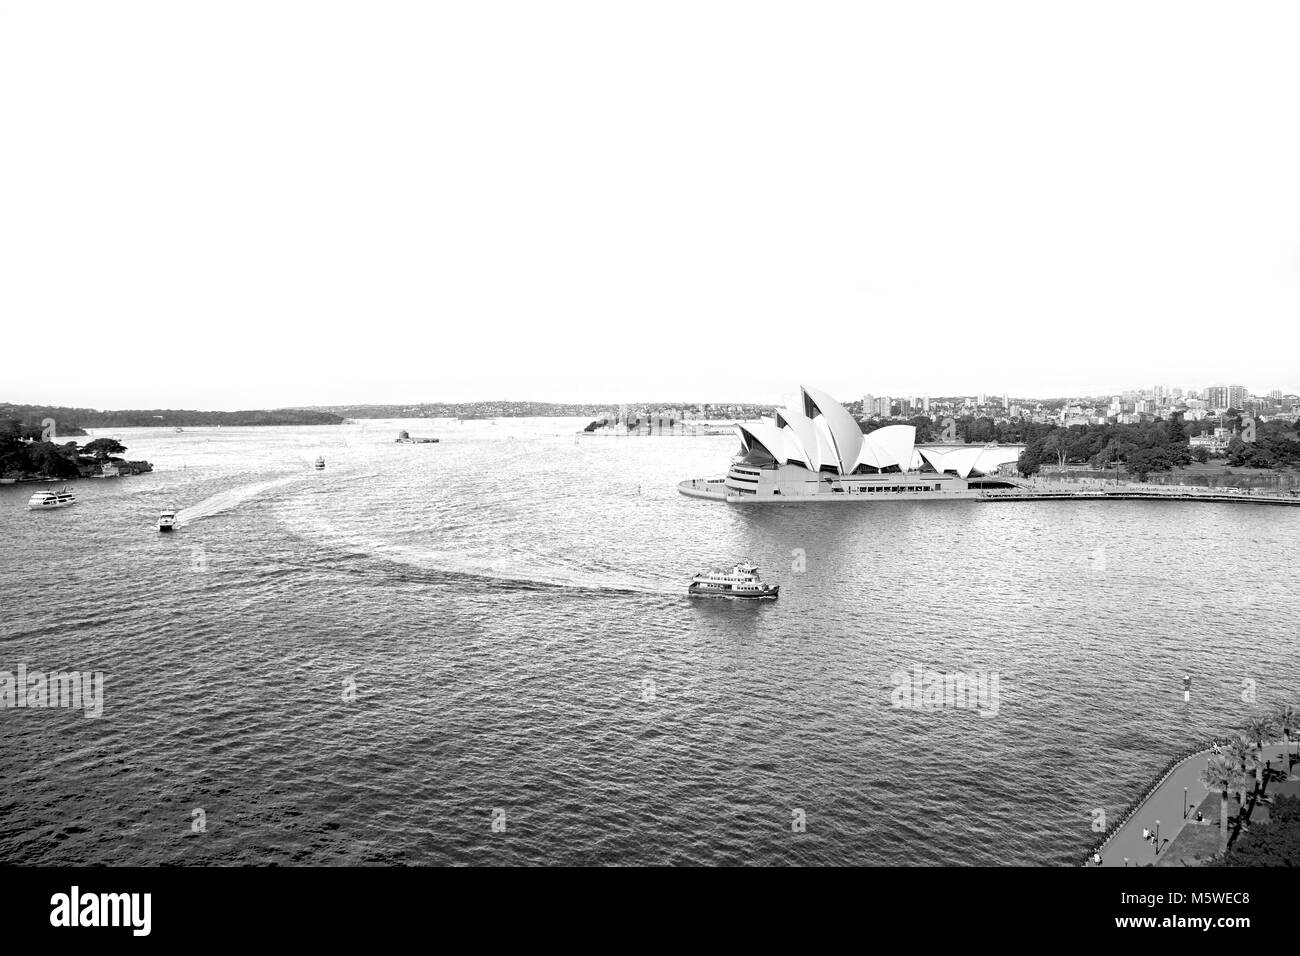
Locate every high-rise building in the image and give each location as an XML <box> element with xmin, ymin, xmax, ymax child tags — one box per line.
<box><xmin>862</xmin><ymin>394</ymin><xmax>874</xmax><ymax>416</ymax></box>
<box><xmin>923</xmin><ymin>395</ymin><xmax>930</xmax><ymax>414</ymax></box>
<box><xmin>873</xmin><ymin>396</ymin><xmax>892</xmax><ymax>417</ymax></box>
<box><xmin>1205</xmin><ymin>385</ymin><xmax>1247</xmax><ymax>410</ymax></box>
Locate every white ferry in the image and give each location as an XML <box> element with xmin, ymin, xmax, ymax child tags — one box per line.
<box><xmin>688</xmin><ymin>563</ymin><xmax>779</xmax><ymax>600</ymax></box>
<box><xmin>28</xmin><ymin>487</ymin><xmax>77</xmax><ymax>510</ymax></box>
<box><xmin>157</xmin><ymin>510</ymin><xmax>177</xmax><ymax>532</ymax></box>
<box><xmin>680</xmin><ymin>386</ymin><xmax>1026</xmax><ymax>504</ymax></box>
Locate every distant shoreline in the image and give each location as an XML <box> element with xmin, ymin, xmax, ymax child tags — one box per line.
<box><xmin>1</xmin><ymin>403</ymin><xmax>344</xmax><ymax>432</ymax></box>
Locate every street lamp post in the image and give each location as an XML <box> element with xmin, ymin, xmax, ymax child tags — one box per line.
<box><xmin>1184</xmin><ymin>787</ymin><xmax>1188</xmax><ymax>819</ymax></box>
<box><xmin>1155</xmin><ymin>820</ymin><xmax>1161</xmax><ymax>854</ymax></box>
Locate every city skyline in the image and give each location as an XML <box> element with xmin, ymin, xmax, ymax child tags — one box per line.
<box><xmin>6</xmin><ymin>380</ymin><xmax>1298</xmax><ymax>414</ymax></box>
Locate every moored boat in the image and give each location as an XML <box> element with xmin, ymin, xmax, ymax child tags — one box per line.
<box><xmin>688</xmin><ymin>562</ymin><xmax>779</xmax><ymax>599</ymax></box>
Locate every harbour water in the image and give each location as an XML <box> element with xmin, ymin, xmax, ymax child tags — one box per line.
<box><xmin>2</xmin><ymin>419</ymin><xmax>1298</xmax><ymax>865</ymax></box>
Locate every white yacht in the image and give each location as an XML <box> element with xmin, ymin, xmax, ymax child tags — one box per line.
<box><xmin>157</xmin><ymin>510</ymin><xmax>177</xmax><ymax>532</ymax></box>
<box><xmin>28</xmin><ymin>487</ymin><xmax>77</xmax><ymax>510</ymax></box>
<box><xmin>314</xmin><ymin>457</ymin><xmax>326</xmax><ymax>470</ymax></box>
<box><xmin>688</xmin><ymin>562</ymin><xmax>779</xmax><ymax>600</ymax></box>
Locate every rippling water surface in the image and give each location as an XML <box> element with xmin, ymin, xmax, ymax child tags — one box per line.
<box><xmin>2</xmin><ymin>419</ymin><xmax>1298</xmax><ymax>865</ymax></box>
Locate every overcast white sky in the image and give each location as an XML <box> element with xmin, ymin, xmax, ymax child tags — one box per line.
<box><xmin>2</xmin><ymin>2</ymin><xmax>1297</xmax><ymax>410</ymax></box>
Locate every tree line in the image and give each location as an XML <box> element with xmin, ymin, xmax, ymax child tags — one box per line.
<box><xmin>862</xmin><ymin>412</ymin><xmax>1300</xmax><ymax>480</ymax></box>
<box><xmin>0</xmin><ymin>420</ymin><xmax>138</xmax><ymax>479</ymax></box>
<box><xmin>0</xmin><ymin>403</ymin><xmax>343</xmax><ymax>430</ymax></box>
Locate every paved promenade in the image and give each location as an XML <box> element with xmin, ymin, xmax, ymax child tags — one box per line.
<box><xmin>1096</xmin><ymin>744</ymin><xmax>1291</xmax><ymax>867</ymax></box>
<box><xmin>981</xmin><ymin>482</ymin><xmax>1300</xmax><ymax>506</ymax></box>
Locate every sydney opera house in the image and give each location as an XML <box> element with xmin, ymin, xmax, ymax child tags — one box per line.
<box><xmin>679</xmin><ymin>385</ymin><xmax>1025</xmax><ymax>503</ymax></box>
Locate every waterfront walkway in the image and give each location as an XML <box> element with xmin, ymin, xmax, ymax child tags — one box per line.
<box><xmin>981</xmin><ymin>482</ymin><xmax>1300</xmax><ymax>506</ymax></box>
<box><xmin>1095</xmin><ymin>743</ymin><xmax>1292</xmax><ymax>867</ymax></box>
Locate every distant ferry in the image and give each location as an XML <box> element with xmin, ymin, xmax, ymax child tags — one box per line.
<box><xmin>315</xmin><ymin>457</ymin><xmax>326</xmax><ymax>470</ymax></box>
<box><xmin>29</xmin><ymin>487</ymin><xmax>77</xmax><ymax>510</ymax></box>
<box><xmin>688</xmin><ymin>563</ymin><xmax>779</xmax><ymax>600</ymax></box>
<box><xmin>394</xmin><ymin>430</ymin><xmax>439</xmax><ymax>444</ymax></box>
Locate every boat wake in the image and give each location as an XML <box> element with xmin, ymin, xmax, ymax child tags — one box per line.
<box><xmin>171</xmin><ymin>466</ymin><xmax>381</xmax><ymax>529</ymax></box>
<box><xmin>290</xmin><ymin>516</ymin><xmax>682</xmax><ymax>596</ymax></box>
<box><xmin>173</xmin><ymin>475</ymin><xmax>304</xmax><ymax>528</ymax></box>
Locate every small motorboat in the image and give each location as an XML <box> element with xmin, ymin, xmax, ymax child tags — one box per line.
<box><xmin>688</xmin><ymin>562</ymin><xmax>779</xmax><ymax>600</ymax></box>
<box><xmin>28</xmin><ymin>486</ymin><xmax>77</xmax><ymax>510</ymax></box>
<box><xmin>315</xmin><ymin>457</ymin><xmax>326</xmax><ymax>470</ymax></box>
<box><xmin>157</xmin><ymin>510</ymin><xmax>177</xmax><ymax>532</ymax></box>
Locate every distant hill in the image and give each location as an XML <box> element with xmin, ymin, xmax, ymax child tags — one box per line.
<box><xmin>302</xmin><ymin>400</ymin><xmax>621</xmax><ymax>419</ymax></box>
<box><xmin>0</xmin><ymin>403</ymin><xmax>344</xmax><ymax>433</ymax></box>
<box><xmin>300</xmin><ymin>400</ymin><xmax>772</xmax><ymax>419</ymax></box>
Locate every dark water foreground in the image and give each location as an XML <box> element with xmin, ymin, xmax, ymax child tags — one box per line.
<box><xmin>2</xmin><ymin>420</ymin><xmax>1298</xmax><ymax>865</ymax></box>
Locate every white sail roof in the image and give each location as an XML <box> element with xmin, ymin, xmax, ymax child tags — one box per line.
<box><xmin>737</xmin><ymin>421</ymin><xmax>787</xmax><ymax>462</ymax></box>
<box><xmin>919</xmin><ymin>444</ymin><xmax>1022</xmax><ymax>478</ymax></box>
<box><xmin>774</xmin><ymin>407</ymin><xmax>821</xmax><ymax>471</ymax></box>
<box><xmin>857</xmin><ymin>424</ymin><xmax>916</xmax><ymax>470</ymax></box>
<box><xmin>801</xmin><ymin>385</ymin><xmax>863</xmax><ymax>475</ymax></box>
<box><xmin>920</xmin><ymin>445</ymin><xmax>984</xmax><ymax>479</ymax></box>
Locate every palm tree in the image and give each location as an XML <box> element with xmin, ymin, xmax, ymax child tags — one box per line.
<box><xmin>1272</xmin><ymin>704</ymin><xmax>1299</xmax><ymax>762</ymax></box>
<box><xmin>1220</xmin><ymin>736</ymin><xmax>1253</xmax><ymax>806</ymax></box>
<box><xmin>1241</xmin><ymin>748</ymin><xmax>1266</xmax><ymax>799</ymax></box>
<box><xmin>1200</xmin><ymin>754</ymin><xmax>1236</xmax><ymax>850</ymax></box>
<box><xmin>1227</xmin><ymin>764</ymin><xmax>1256</xmax><ymax>848</ymax></box>
<box><xmin>1242</xmin><ymin>713</ymin><xmax>1273</xmax><ymax>748</ymax></box>
<box><xmin>1242</xmin><ymin>715</ymin><xmax>1276</xmax><ymax>788</ymax></box>
<box><xmin>1221</xmin><ymin>735</ymin><xmax>1250</xmax><ymax>770</ymax></box>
